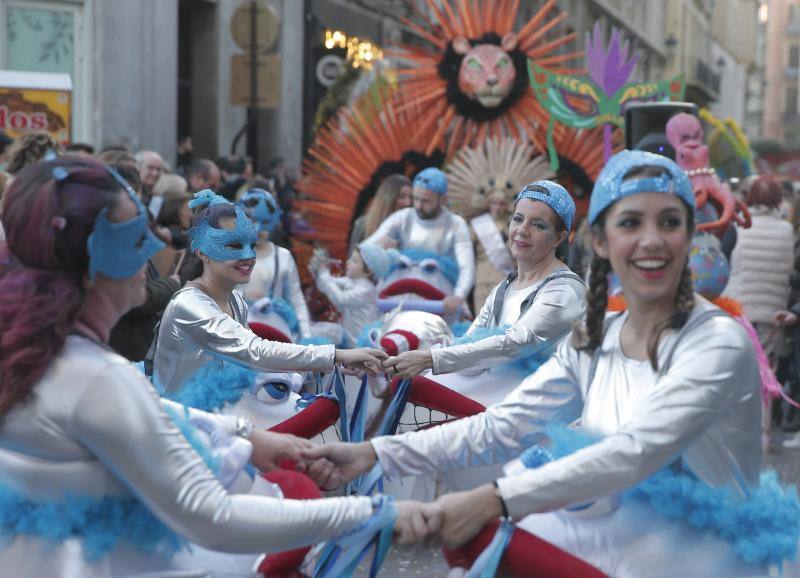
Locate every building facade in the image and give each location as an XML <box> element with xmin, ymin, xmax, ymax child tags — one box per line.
<box><xmin>763</xmin><ymin>0</ymin><xmax>800</xmax><ymax>147</ymax></box>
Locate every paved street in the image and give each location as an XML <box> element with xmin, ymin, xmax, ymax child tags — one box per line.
<box><xmin>355</xmin><ymin>428</ymin><xmax>800</xmax><ymax>577</ymax></box>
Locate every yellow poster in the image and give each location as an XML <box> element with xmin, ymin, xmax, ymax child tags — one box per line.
<box><xmin>0</xmin><ymin>87</ymin><xmax>71</xmax><ymax>143</ymax></box>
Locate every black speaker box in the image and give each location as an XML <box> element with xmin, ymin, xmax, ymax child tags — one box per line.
<box><xmin>623</xmin><ymin>102</ymin><xmax>698</xmax><ymax>160</ymax></box>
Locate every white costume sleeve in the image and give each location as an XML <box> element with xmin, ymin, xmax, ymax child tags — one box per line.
<box><xmin>72</xmin><ymin>360</ymin><xmax>373</xmax><ymax>553</ymax></box>
<box><xmin>363</xmin><ymin>210</ymin><xmax>405</xmax><ymax>246</ymax></box>
<box><xmin>171</xmin><ymin>289</ymin><xmax>335</xmax><ymax>372</ymax></box>
<box><xmin>374</xmin><ymin>313</ymin><xmax>759</xmax><ymax>521</ymax></box>
<box><xmin>372</xmin><ymin>341</ymin><xmax>584</xmax><ymax>475</ymax></box>
<box><xmin>452</xmin><ymin>216</ymin><xmax>476</xmax><ymax>299</ymax></box>
<box><xmin>432</xmin><ymin>279</ymin><xmax>585</xmax><ymax>374</ymax></box>
<box><xmin>315</xmin><ymin>269</ymin><xmax>374</xmax><ymax>308</ymax></box>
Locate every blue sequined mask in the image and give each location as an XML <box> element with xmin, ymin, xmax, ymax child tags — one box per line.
<box><xmin>81</xmin><ymin>166</ymin><xmax>165</xmax><ymax>280</ymax></box>
<box><xmin>189</xmin><ymin>203</ymin><xmax>258</xmax><ymax>262</ymax></box>
<box><xmin>239</xmin><ymin>188</ymin><xmax>281</xmax><ymax>232</ymax></box>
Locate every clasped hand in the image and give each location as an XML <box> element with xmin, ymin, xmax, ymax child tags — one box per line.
<box><xmin>381</xmin><ymin>350</ymin><xmax>433</xmax><ymax>379</ymax></box>
<box><xmin>300</xmin><ymin>442</ymin><xmax>504</xmax><ymax>548</ymax></box>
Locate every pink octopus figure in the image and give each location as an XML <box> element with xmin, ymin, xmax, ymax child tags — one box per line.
<box><xmin>666</xmin><ymin>113</ymin><xmax>751</xmax><ymax>234</ymax></box>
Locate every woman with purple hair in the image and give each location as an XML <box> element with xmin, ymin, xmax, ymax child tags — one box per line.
<box><xmin>0</xmin><ymin>157</ymin><xmax>438</xmax><ymax>577</ymax></box>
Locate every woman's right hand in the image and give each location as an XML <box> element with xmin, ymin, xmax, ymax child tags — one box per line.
<box><xmin>300</xmin><ymin>441</ymin><xmax>377</xmax><ymax>490</ymax></box>
<box><xmin>335</xmin><ymin>348</ymin><xmax>388</xmax><ymax>376</ymax></box>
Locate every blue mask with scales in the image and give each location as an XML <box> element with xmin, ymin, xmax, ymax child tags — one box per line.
<box><xmin>239</xmin><ymin>188</ymin><xmax>281</xmax><ymax>232</ymax></box>
<box><xmin>188</xmin><ymin>190</ymin><xmax>258</xmax><ymax>261</ymax></box>
<box><xmin>79</xmin><ymin>166</ymin><xmax>164</xmax><ymax>280</ymax></box>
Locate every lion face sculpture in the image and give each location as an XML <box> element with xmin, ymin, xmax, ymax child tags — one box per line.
<box><xmin>454</xmin><ymin>33</ymin><xmax>518</xmax><ymax>108</ymax></box>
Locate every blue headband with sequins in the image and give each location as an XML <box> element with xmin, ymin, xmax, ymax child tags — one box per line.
<box><xmin>588</xmin><ymin>150</ymin><xmax>696</xmax><ymax>225</ymax></box>
<box><xmin>515</xmin><ymin>179</ymin><xmax>576</xmax><ymax>232</ymax></box>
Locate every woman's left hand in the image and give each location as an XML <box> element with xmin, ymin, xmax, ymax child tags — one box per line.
<box><xmin>383</xmin><ymin>350</ymin><xmax>433</xmax><ymax>378</ymax></box>
<box><xmin>434</xmin><ymin>484</ymin><xmax>504</xmax><ymax>548</ymax></box>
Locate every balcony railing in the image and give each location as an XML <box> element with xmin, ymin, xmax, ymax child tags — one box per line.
<box><xmin>695</xmin><ymin>60</ymin><xmax>721</xmax><ymax>96</ymax></box>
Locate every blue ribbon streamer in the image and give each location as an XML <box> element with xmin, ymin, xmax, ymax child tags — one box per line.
<box><xmin>313</xmin><ymin>496</ymin><xmax>397</xmax><ymax>578</ymax></box>
<box><xmin>376</xmin><ymin>378</ymin><xmax>412</xmax><ymax>437</ymax></box>
<box><xmin>465</xmin><ymin>519</ymin><xmax>515</xmax><ymax>578</ymax></box>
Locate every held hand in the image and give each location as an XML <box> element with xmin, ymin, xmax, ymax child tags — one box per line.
<box><xmin>435</xmin><ymin>485</ymin><xmax>503</xmax><ymax>548</ymax></box>
<box><xmin>775</xmin><ymin>310</ymin><xmax>798</xmax><ymax>327</ymax></box>
<box><xmin>394</xmin><ymin>501</ymin><xmax>444</xmax><ymax>545</ymax></box>
<box><xmin>441</xmin><ymin>295</ymin><xmax>465</xmax><ymax>315</ymax></box>
<box><xmin>249</xmin><ymin>429</ymin><xmax>314</xmax><ymax>473</ymax></box>
<box><xmin>300</xmin><ymin>441</ymin><xmax>377</xmax><ymax>490</ymax></box>
<box><xmin>382</xmin><ymin>350</ymin><xmax>433</xmax><ymax>379</ymax></box>
<box><xmin>335</xmin><ymin>348</ymin><xmax>389</xmax><ymax>377</ymax></box>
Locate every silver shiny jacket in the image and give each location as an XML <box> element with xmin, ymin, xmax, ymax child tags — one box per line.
<box><xmin>238</xmin><ymin>243</ymin><xmax>312</xmax><ymax>338</ymax></box>
<box><xmin>431</xmin><ymin>270</ymin><xmax>587</xmax><ymax>374</ymax></box>
<box><xmin>153</xmin><ymin>285</ymin><xmax>334</xmax><ymax>394</ymax></box>
<box><xmin>0</xmin><ymin>337</ymin><xmax>371</xmax><ymax>577</ymax></box>
<box><xmin>364</xmin><ymin>207</ymin><xmax>476</xmax><ymax>299</ymax></box>
<box><xmin>373</xmin><ymin>298</ymin><xmax>761</xmax><ymax>519</ymax></box>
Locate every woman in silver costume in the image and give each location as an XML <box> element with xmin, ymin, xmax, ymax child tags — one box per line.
<box><xmin>0</xmin><ymin>158</ymin><xmax>438</xmax><ymax>578</ymax></box>
<box><xmin>385</xmin><ymin>180</ymin><xmax>586</xmax><ymax>380</ymax></box>
<box><xmin>307</xmin><ymin>150</ymin><xmax>800</xmax><ymax>578</ymax></box>
<box><xmin>151</xmin><ymin>190</ymin><xmax>387</xmax><ymax>397</ymax></box>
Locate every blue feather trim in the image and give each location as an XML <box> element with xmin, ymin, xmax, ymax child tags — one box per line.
<box><xmin>0</xmin><ymin>486</ymin><xmax>184</xmax><ymax>561</ymax></box>
<box><xmin>523</xmin><ymin>424</ymin><xmax>800</xmax><ymax>566</ymax></box>
<box><xmin>166</xmin><ymin>360</ymin><xmax>258</xmax><ymax>412</ymax></box>
<box><xmin>271</xmin><ymin>297</ymin><xmax>299</xmax><ymax>334</ymax></box>
<box><xmin>451</xmin><ymin>325</ymin><xmax>555</xmax><ymax>375</ymax></box>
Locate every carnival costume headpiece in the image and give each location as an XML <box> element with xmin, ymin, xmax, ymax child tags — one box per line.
<box><xmin>515</xmin><ymin>179</ymin><xmax>576</xmax><ymax>232</ymax></box>
<box><xmin>188</xmin><ymin>189</ymin><xmax>258</xmax><ymax>261</ymax></box>
<box><xmin>588</xmin><ymin>150</ymin><xmax>695</xmax><ymax>225</ymax></box>
<box><xmin>357</xmin><ymin>242</ymin><xmax>399</xmax><ymax>281</ymax></box>
<box><xmin>239</xmin><ymin>188</ymin><xmax>282</xmax><ymax>233</ymax></box>
<box><xmin>77</xmin><ymin>165</ymin><xmax>164</xmax><ymax>280</ymax></box>
<box><xmin>412</xmin><ymin>167</ymin><xmax>448</xmax><ymax>196</ymax></box>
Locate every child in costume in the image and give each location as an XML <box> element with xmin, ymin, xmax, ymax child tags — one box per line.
<box><xmin>310</xmin><ymin>242</ymin><xmax>397</xmax><ymax>347</ymax></box>
<box><xmin>237</xmin><ymin>187</ymin><xmax>313</xmax><ymax>340</ymax></box>
<box><xmin>0</xmin><ymin>158</ymin><xmax>437</xmax><ymax>578</ymax></box>
<box><xmin>307</xmin><ymin>150</ymin><xmax>800</xmax><ymax>578</ymax></box>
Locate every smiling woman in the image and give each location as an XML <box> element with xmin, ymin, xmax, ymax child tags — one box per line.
<box><xmin>150</xmin><ymin>190</ymin><xmax>388</xmax><ymax>399</ymax></box>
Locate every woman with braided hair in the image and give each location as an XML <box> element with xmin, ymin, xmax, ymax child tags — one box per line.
<box><xmin>307</xmin><ymin>150</ymin><xmax>800</xmax><ymax>577</ymax></box>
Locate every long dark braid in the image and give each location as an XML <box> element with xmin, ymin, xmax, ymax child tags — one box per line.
<box><xmin>646</xmin><ymin>259</ymin><xmax>695</xmax><ymax>370</ymax></box>
<box><xmin>572</xmin><ymin>255</ymin><xmax>611</xmax><ymax>352</ymax></box>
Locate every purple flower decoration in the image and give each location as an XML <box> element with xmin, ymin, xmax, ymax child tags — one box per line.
<box><xmin>586</xmin><ymin>22</ymin><xmax>638</xmax><ymax>96</ymax></box>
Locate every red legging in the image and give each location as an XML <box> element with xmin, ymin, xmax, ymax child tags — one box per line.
<box><xmin>444</xmin><ymin>519</ymin><xmax>609</xmax><ymax>578</ymax></box>
<box><xmin>257</xmin><ymin>469</ymin><xmax>322</xmax><ymax>578</ymax></box>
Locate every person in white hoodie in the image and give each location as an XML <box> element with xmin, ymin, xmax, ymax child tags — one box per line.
<box><xmin>311</xmin><ymin>242</ymin><xmax>398</xmax><ymax>347</ymax></box>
